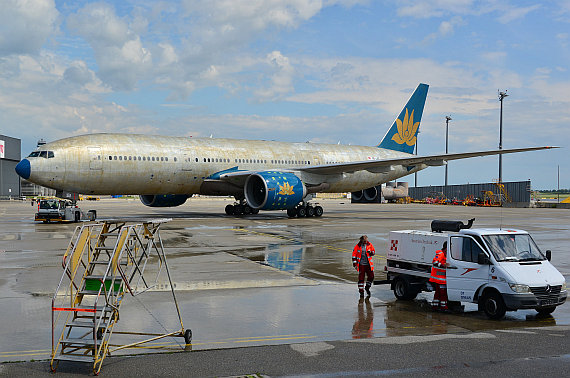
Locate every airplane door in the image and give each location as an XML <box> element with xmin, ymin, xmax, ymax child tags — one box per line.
<box><xmin>182</xmin><ymin>150</ymin><xmax>193</xmax><ymax>171</ymax></box>
<box><xmin>446</xmin><ymin>235</ymin><xmax>490</xmax><ymax>303</ymax></box>
<box><xmin>88</xmin><ymin>147</ymin><xmax>102</xmax><ymax>170</ymax></box>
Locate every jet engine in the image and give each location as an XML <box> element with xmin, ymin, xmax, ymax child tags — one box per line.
<box><xmin>139</xmin><ymin>194</ymin><xmax>189</xmax><ymax>207</ymax></box>
<box><xmin>244</xmin><ymin>172</ymin><xmax>306</xmax><ymax>210</ymax></box>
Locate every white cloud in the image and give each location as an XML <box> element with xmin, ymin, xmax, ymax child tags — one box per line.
<box><xmin>396</xmin><ymin>0</ymin><xmax>540</xmax><ymax>24</ymax></box>
<box><xmin>63</xmin><ymin>60</ymin><xmax>95</xmax><ymax>86</ymax></box>
<box><xmin>0</xmin><ymin>0</ymin><xmax>59</xmax><ymax>56</ymax></box>
<box><xmin>67</xmin><ymin>2</ymin><xmax>152</xmax><ymax>90</ymax></box>
<box><xmin>396</xmin><ymin>0</ymin><xmax>475</xmax><ymax>19</ymax></box>
<box><xmin>254</xmin><ymin>51</ymin><xmax>296</xmax><ymax>101</ymax></box>
<box><xmin>497</xmin><ymin>4</ymin><xmax>541</xmax><ymax>23</ymax></box>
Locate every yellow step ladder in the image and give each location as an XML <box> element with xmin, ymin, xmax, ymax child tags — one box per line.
<box><xmin>50</xmin><ymin>219</ymin><xmax>191</xmax><ymax>375</ymax></box>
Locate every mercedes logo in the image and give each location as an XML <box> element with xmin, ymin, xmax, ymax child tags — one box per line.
<box><xmin>545</xmin><ymin>285</ymin><xmax>551</xmax><ymax>293</ymax></box>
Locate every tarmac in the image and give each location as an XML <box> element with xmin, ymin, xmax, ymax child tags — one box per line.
<box><xmin>0</xmin><ymin>198</ymin><xmax>569</xmax><ymax>376</ymax></box>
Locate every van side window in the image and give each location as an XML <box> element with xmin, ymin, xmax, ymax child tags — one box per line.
<box><xmin>451</xmin><ymin>236</ymin><xmax>484</xmax><ymax>263</ymax></box>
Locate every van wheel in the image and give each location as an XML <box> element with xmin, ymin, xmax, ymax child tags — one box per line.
<box><xmin>480</xmin><ymin>291</ymin><xmax>506</xmax><ymax>319</ymax></box>
<box><xmin>393</xmin><ymin>277</ymin><xmax>417</xmax><ymax>300</ymax></box>
<box><xmin>536</xmin><ymin>306</ymin><xmax>556</xmax><ymax>315</ymax></box>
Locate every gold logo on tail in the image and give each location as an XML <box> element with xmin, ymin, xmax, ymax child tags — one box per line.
<box><xmin>392</xmin><ymin>108</ymin><xmax>419</xmax><ymax>146</ymax></box>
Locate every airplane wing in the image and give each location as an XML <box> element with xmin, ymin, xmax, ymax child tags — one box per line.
<box><xmin>298</xmin><ymin>146</ymin><xmax>558</xmax><ymax>175</ymax></box>
<box><xmin>218</xmin><ymin>146</ymin><xmax>557</xmax><ymax>184</ymax></box>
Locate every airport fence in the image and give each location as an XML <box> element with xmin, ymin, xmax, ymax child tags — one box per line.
<box><xmin>408</xmin><ymin>180</ymin><xmax>532</xmax><ymax>207</ymax></box>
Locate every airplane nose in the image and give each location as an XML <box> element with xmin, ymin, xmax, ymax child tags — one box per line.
<box><xmin>15</xmin><ymin>159</ymin><xmax>31</xmax><ymax>179</ymax></box>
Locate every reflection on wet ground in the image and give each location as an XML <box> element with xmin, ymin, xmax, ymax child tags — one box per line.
<box><xmin>0</xmin><ymin>199</ymin><xmax>569</xmax><ymax>363</ymax></box>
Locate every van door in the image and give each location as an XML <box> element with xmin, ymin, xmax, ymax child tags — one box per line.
<box><xmin>447</xmin><ymin>235</ymin><xmax>490</xmax><ymax>303</ymax></box>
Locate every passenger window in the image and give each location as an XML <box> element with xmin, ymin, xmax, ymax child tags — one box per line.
<box><xmin>174</xmin><ymin>157</ymin><xmax>177</xmax><ymax>162</ymax></box>
<box><xmin>114</xmin><ymin>156</ymin><xmax>117</xmax><ymax>160</ymax></box>
<box><xmin>119</xmin><ymin>156</ymin><xmax>122</xmax><ymax>160</ymax></box>
<box><xmin>109</xmin><ymin>156</ymin><xmax>112</xmax><ymax>160</ymax></box>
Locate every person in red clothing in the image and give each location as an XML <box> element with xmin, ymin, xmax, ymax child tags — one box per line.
<box><xmin>430</xmin><ymin>241</ymin><xmax>448</xmax><ymax>311</ymax></box>
<box><xmin>352</xmin><ymin>235</ymin><xmax>375</xmax><ymax>298</ymax></box>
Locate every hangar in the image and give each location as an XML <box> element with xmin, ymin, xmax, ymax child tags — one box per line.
<box><xmin>0</xmin><ymin>134</ymin><xmax>21</xmax><ymax>198</ymax></box>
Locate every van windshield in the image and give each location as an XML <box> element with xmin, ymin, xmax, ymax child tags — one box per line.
<box><xmin>482</xmin><ymin>234</ymin><xmax>545</xmax><ymax>262</ymax></box>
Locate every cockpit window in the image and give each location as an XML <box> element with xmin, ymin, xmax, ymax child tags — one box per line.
<box><xmin>29</xmin><ymin>150</ymin><xmax>55</xmax><ymax>158</ymax></box>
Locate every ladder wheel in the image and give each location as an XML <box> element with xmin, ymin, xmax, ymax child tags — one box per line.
<box><xmin>184</xmin><ymin>329</ymin><xmax>192</xmax><ymax>344</ymax></box>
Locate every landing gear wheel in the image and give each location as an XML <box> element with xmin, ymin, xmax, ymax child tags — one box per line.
<box><xmin>233</xmin><ymin>204</ymin><xmax>244</xmax><ymax>216</ymax></box>
<box><xmin>314</xmin><ymin>206</ymin><xmax>323</xmax><ymax>217</ymax></box>
<box><xmin>480</xmin><ymin>291</ymin><xmax>506</xmax><ymax>319</ymax></box>
<box><xmin>296</xmin><ymin>206</ymin><xmax>306</xmax><ymax>217</ymax></box>
<box><xmin>184</xmin><ymin>329</ymin><xmax>193</xmax><ymax>344</ymax></box>
<box><xmin>225</xmin><ymin>204</ymin><xmax>234</xmax><ymax>215</ymax></box>
<box><xmin>536</xmin><ymin>306</ymin><xmax>556</xmax><ymax>316</ymax></box>
<box><xmin>251</xmin><ymin>208</ymin><xmax>259</xmax><ymax>215</ymax></box>
<box><xmin>393</xmin><ymin>277</ymin><xmax>418</xmax><ymax>300</ymax></box>
<box><xmin>305</xmin><ymin>206</ymin><xmax>314</xmax><ymax>217</ymax></box>
<box><xmin>287</xmin><ymin>208</ymin><xmax>297</xmax><ymax>218</ymax></box>
<box><xmin>243</xmin><ymin>205</ymin><xmax>252</xmax><ymax>215</ymax></box>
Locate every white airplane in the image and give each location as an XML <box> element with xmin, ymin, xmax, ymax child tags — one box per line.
<box><xmin>15</xmin><ymin>83</ymin><xmax>555</xmax><ymax>217</ymax></box>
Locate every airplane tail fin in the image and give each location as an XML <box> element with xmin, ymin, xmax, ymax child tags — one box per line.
<box><xmin>378</xmin><ymin>83</ymin><xmax>429</xmax><ymax>154</ymax></box>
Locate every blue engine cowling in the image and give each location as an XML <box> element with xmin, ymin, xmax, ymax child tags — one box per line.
<box><xmin>244</xmin><ymin>172</ymin><xmax>307</xmax><ymax>210</ymax></box>
<box><xmin>139</xmin><ymin>194</ymin><xmax>189</xmax><ymax>207</ymax></box>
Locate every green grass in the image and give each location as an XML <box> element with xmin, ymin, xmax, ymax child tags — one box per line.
<box><xmin>535</xmin><ymin>192</ymin><xmax>570</xmax><ymax>201</ymax></box>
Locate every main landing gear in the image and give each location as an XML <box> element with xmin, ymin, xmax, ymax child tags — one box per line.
<box><xmin>286</xmin><ymin>203</ymin><xmax>324</xmax><ymax>218</ymax></box>
<box><xmin>225</xmin><ymin>200</ymin><xmax>259</xmax><ymax>216</ymax></box>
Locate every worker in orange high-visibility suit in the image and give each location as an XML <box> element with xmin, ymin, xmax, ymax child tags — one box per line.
<box><xmin>430</xmin><ymin>241</ymin><xmax>448</xmax><ymax>311</ymax></box>
<box><xmin>352</xmin><ymin>235</ymin><xmax>376</xmax><ymax>298</ymax></box>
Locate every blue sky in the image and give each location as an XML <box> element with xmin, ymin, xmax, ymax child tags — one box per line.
<box><xmin>1</xmin><ymin>0</ymin><xmax>569</xmax><ymax>189</ymax></box>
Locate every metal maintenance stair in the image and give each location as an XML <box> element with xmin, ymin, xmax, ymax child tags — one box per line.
<box><xmin>50</xmin><ymin>219</ymin><xmax>190</xmax><ymax>375</ymax></box>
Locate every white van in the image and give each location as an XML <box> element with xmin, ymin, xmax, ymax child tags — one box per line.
<box><xmin>385</xmin><ymin>220</ymin><xmax>567</xmax><ymax>319</ymax></box>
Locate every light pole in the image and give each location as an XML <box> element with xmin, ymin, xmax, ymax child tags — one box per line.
<box><xmin>498</xmin><ymin>90</ymin><xmax>508</xmax><ymax>183</ymax></box>
<box><xmin>445</xmin><ymin>115</ymin><xmax>452</xmax><ymax>186</ymax></box>
<box><xmin>414</xmin><ymin>131</ymin><xmax>419</xmax><ymax>187</ymax></box>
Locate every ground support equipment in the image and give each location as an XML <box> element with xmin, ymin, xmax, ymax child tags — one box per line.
<box><xmin>50</xmin><ymin>219</ymin><xmax>190</xmax><ymax>375</ymax></box>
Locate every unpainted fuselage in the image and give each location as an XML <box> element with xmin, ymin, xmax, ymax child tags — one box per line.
<box><xmin>24</xmin><ymin>133</ymin><xmax>426</xmax><ymax>195</ymax></box>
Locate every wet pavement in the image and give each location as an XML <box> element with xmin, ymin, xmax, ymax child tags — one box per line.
<box><xmin>0</xmin><ymin>198</ymin><xmax>569</xmax><ymax>364</ymax></box>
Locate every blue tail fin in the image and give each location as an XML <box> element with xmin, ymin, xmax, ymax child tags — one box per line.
<box><xmin>378</xmin><ymin>83</ymin><xmax>429</xmax><ymax>154</ymax></box>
